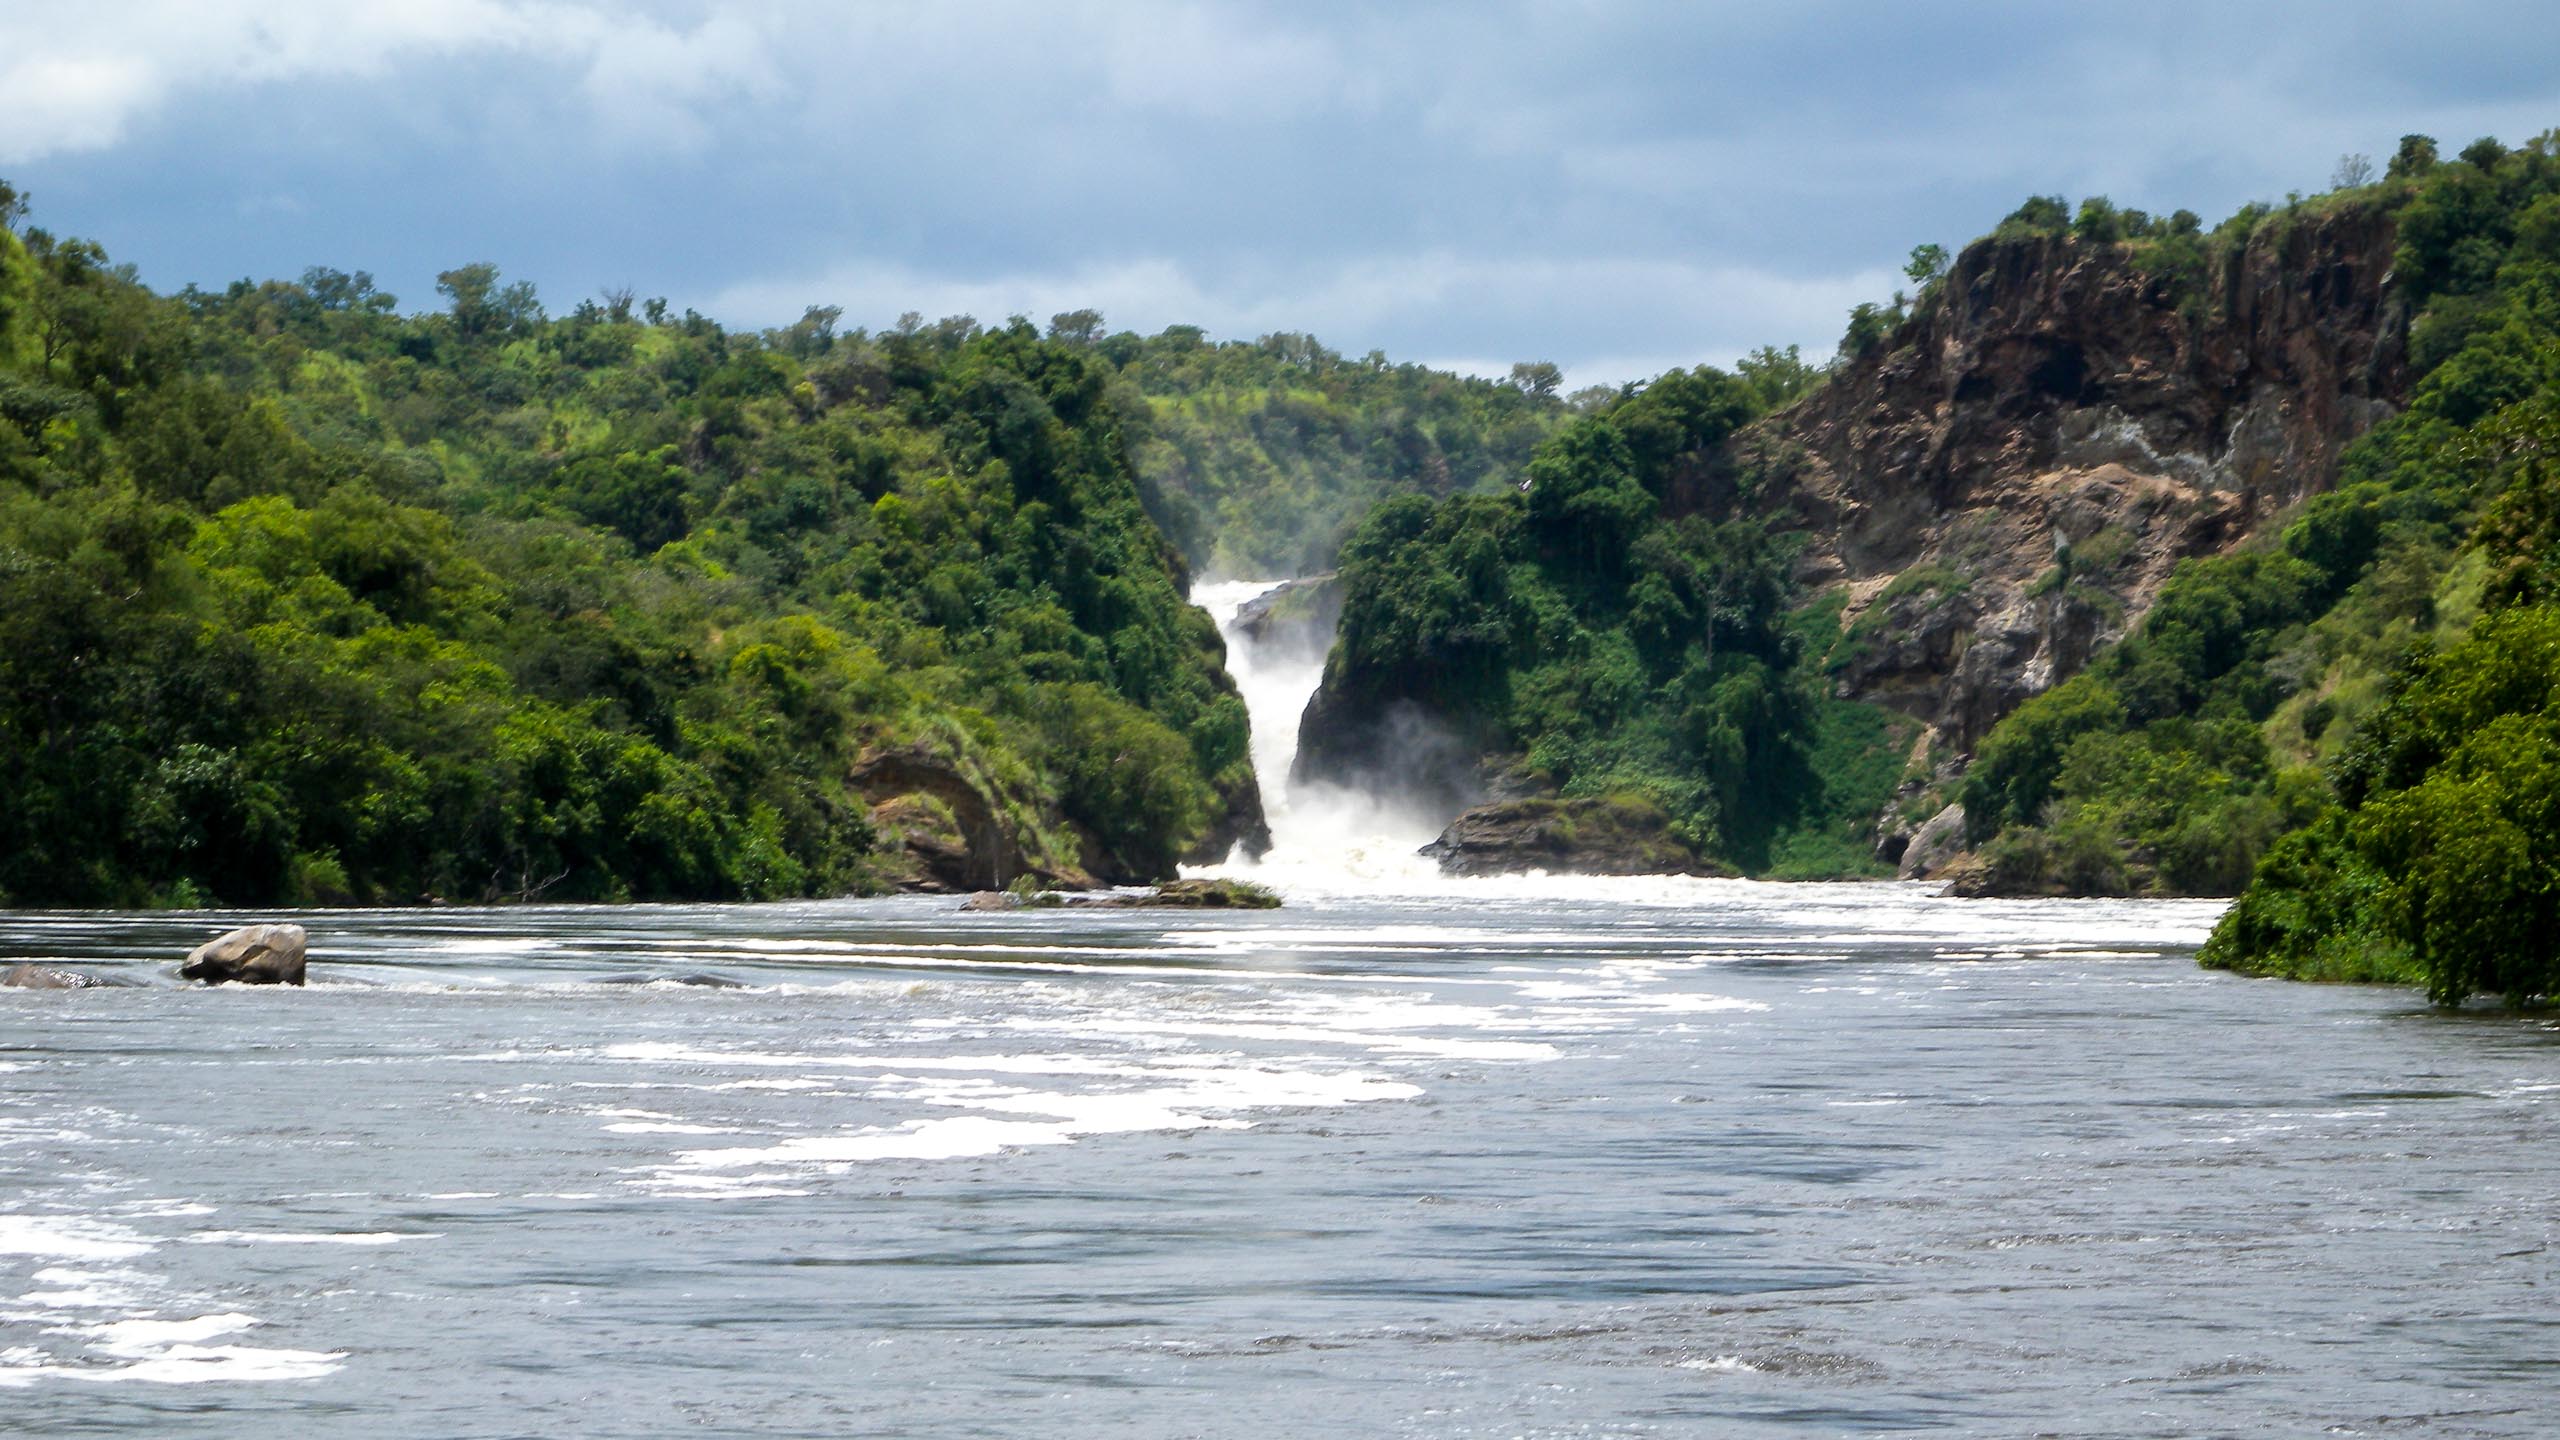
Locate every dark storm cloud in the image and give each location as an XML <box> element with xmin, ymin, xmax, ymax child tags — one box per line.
<box><xmin>6</xmin><ymin>1</ymin><xmax>2558</xmax><ymax>385</ymax></box>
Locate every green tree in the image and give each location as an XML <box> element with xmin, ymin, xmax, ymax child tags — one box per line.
<box><xmin>436</xmin><ymin>263</ymin><xmax>543</xmax><ymax>339</ymax></box>
<box><xmin>1509</xmin><ymin>360</ymin><xmax>1564</xmax><ymax>399</ymax></box>
<box><xmin>2387</xmin><ymin>134</ymin><xmax>2440</xmax><ymax>179</ymax></box>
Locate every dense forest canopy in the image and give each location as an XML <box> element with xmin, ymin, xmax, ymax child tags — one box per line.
<box><xmin>0</xmin><ymin>181</ymin><xmax>1290</xmax><ymax>906</ymax></box>
<box><xmin>1082</xmin><ymin>316</ymin><xmax>1569</xmax><ymax>577</ymax></box>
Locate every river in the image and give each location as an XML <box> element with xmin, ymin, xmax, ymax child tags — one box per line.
<box><xmin>1</xmin><ymin>583</ymin><xmax>2552</xmax><ymax>1436</ymax></box>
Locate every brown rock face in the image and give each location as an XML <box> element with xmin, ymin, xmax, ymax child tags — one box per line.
<box><xmin>1420</xmin><ymin>795</ymin><xmax>1734</xmax><ymax>879</ymax></box>
<box><xmin>855</xmin><ymin>745</ymin><xmax>1024</xmax><ymax>892</ymax></box>
<box><xmin>1744</xmin><ymin>203</ymin><xmax>2408</xmax><ymax>757</ymax></box>
<box><xmin>180</xmin><ymin>924</ymin><xmax>308</xmax><ymax>986</ymax></box>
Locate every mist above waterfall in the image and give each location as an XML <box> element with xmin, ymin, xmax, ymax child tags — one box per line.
<box><xmin>1188</xmin><ymin>580</ymin><xmax>1448</xmax><ymax>887</ymax></box>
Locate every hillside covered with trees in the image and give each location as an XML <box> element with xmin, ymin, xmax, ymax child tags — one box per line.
<box><xmin>1092</xmin><ymin>320</ymin><xmax>1567</xmax><ymax>577</ymax></box>
<box><xmin>0</xmin><ymin>180</ymin><xmax>1289</xmax><ymax>906</ymax></box>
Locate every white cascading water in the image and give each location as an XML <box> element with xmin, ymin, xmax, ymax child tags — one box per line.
<box><xmin>1185</xmin><ymin>580</ymin><xmax>1446</xmax><ymax>890</ymax></box>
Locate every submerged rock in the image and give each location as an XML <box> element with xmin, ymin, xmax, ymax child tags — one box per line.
<box><xmin>1421</xmin><ymin>794</ymin><xmax>1734</xmax><ymax>878</ymax></box>
<box><xmin>180</xmin><ymin>923</ymin><xmax>308</xmax><ymax>986</ymax></box>
<box><xmin>1069</xmin><ymin>878</ymin><xmax>1282</xmax><ymax>909</ymax></box>
<box><xmin>958</xmin><ymin>890</ymin><xmax>1066</xmax><ymax>911</ymax></box>
<box><xmin>591</xmin><ymin>971</ymin><xmax>750</xmax><ymax>989</ymax></box>
<box><xmin>2</xmin><ymin>962</ymin><xmax>136</xmax><ymax>990</ymax></box>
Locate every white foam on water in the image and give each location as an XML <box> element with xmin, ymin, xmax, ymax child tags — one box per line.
<box><xmin>630</xmin><ymin>1050</ymin><xmax>1422</xmax><ymax>1193</ymax></box>
<box><xmin>85</xmin><ymin>1313</ymin><xmax>260</xmax><ymax>1349</ymax></box>
<box><xmin>53</xmin><ymin>1340</ymin><xmax>345</xmax><ymax>1385</ymax></box>
<box><xmin>426</xmin><ymin>937</ymin><xmax>552</xmax><ymax>954</ymax></box>
<box><xmin>1037</xmin><ymin>1015</ymin><xmax>1557</xmax><ymax>1062</ymax></box>
<box><xmin>1677</xmin><ymin>1354</ymin><xmax>1769</xmax><ymax>1374</ymax></box>
<box><xmin>17</xmin><ymin>1265</ymin><xmax>158</xmax><ymax>1310</ymax></box>
<box><xmin>115</xmin><ymin>1200</ymin><xmax>215</xmax><ymax>1219</ymax></box>
<box><xmin>0</xmin><ymin>1216</ymin><xmax>157</xmax><ymax>1262</ymax></box>
<box><xmin>605</xmin><ymin>1042</ymin><xmax>1169</xmax><ymax>1077</ymax></box>
<box><xmin>1</xmin><ymin>1282</ymin><xmax>345</xmax><ymax>1388</ymax></box>
<box><xmin>187</xmin><ymin>1231</ymin><xmax>433</xmax><ymax>1246</ymax></box>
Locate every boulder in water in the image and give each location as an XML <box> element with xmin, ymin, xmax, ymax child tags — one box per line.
<box><xmin>180</xmin><ymin>923</ymin><xmax>308</xmax><ymax>986</ymax></box>
<box><xmin>1897</xmin><ymin>802</ymin><xmax>1970</xmax><ymax>880</ymax></box>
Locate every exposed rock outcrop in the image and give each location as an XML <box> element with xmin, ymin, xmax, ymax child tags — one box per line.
<box><xmin>1292</xmin><ymin>693</ymin><xmax>1493</xmax><ymax>819</ymax></box>
<box><xmin>180</xmin><ymin>924</ymin><xmax>307</xmax><ymax>986</ymax></box>
<box><xmin>1762</xmin><ymin>204</ymin><xmax>2407</xmax><ymax>759</ymax></box>
<box><xmin>856</xmin><ymin>744</ymin><xmax>1034</xmax><ymax>893</ymax></box>
<box><xmin>1421</xmin><ymin>794</ymin><xmax>1734</xmax><ymax>878</ymax></box>
<box><xmin>1231</xmin><ymin>573</ymin><xmax>1343</xmax><ymax>661</ymax></box>
<box><xmin>1183</xmin><ymin>779</ymin><xmax>1274</xmax><ymax>869</ymax></box>
<box><xmin>1065</xmin><ymin>878</ymin><xmax>1282</xmax><ymax>909</ymax></box>
<box><xmin>1897</xmin><ymin>803</ymin><xmax>1970</xmax><ymax>881</ymax></box>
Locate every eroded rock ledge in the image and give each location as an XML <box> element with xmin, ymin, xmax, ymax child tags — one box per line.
<box><xmin>1421</xmin><ymin>794</ymin><xmax>1736</xmax><ymax>879</ymax></box>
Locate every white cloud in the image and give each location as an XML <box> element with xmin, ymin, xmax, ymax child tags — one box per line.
<box><xmin>572</xmin><ymin>9</ymin><xmax>775</xmax><ymax>149</ymax></box>
<box><xmin>1089</xmin><ymin>3</ymin><xmax>1361</xmax><ymax>121</ymax></box>
<box><xmin>0</xmin><ymin>0</ymin><xmax>777</xmax><ymax>163</ymax></box>
<box><xmin>0</xmin><ymin>53</ymin><xmax>156</xmax><ymax>156</ymax></box>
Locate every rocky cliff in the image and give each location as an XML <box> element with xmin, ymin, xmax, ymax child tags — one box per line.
<box><xmin>1734</xmin><ymin>204</ymin><xmax>2409</xmax><ymax>859</ymax></box>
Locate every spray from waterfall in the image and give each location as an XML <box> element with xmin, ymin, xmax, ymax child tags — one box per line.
<box><xmin>1186</xmin><ymin>580</ymin><xmax>1446</xmax><ymax>889</ymax></box>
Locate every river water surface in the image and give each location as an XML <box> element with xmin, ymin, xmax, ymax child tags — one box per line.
<box><xmin>2</xmin><ymin>587</ymin><xmax>2554</xmax><ymax>1437</ymax></box>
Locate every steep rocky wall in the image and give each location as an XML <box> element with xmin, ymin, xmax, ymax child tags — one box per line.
<box><xmin>1746</xmin><ymin>203</ymin><xmax>2408</xmax><ymax>766</ymax></box>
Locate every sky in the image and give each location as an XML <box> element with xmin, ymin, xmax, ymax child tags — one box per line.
<box><xmin>6</xmin><ymin>1</ymin><xmax>2559</xmax><ymax>388</ymax></box>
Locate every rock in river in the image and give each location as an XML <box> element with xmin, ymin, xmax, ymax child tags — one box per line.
<box><xmin>180</xmin><ymin>923</ymin><xmax>309</xmax><ymax>986</ymax></box>
<box><xmin>2</xmin><ymin>962</ymin><xmax>134</xmax><ymax>989</ymax></box>
<box><xmin>1421</xmin><ymin>794</ymin><xmax>1735</xmax><ymax>878</ymax></box>
<box><xmin>1067</xmin><ymin>879</ymin><xmax>1282</xmax><ymax>909</ymax></box>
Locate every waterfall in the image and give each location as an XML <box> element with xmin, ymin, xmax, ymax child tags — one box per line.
<box><xmin>1187</xmin><ymin>579</ymin><xmax>1444</xmax><ymax>889</ymax></box>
